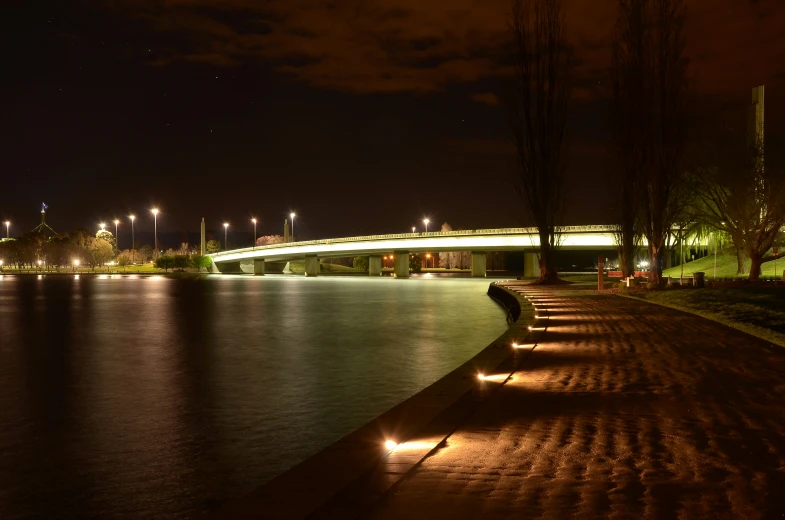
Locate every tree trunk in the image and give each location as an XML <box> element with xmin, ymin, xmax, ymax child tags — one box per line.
<box><xmin>736</xmin><ymin>248</ymin><xmax>747</xmax><ymax>275</ymax></box>
<box><xmin>538</xmin><ymin>235</ymin><xmax>560</xmax><ymax>283</ymax></box>
<box><xmin>748</xmin><ymin>254</ymin><xmax>762</xmax><ymax>282</ymax></box>
<box><xmin>647</xmin><ymin>243</ymin><xmax>665</xmax><ymax>286</ymax></box>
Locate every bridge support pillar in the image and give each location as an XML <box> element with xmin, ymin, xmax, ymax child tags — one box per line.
<box><xmin>304</xmin><ymin>255</ymin><xmax>319</xmax><ymax>277</ymax></box>
<box><xmin>471</xmin><ymin>252</ymin><xmax>487</xmax><ymax>277</ymax></box>
<box><xmin>368</xmin><ymin>255</ymin><xmax>382</xmax><ymax>276</ymax></box>
<box><xmin>214</xmin><ymin>261</ymin><xmax>242</xmax><ymax>274</ymax></box>
<box><xmin>253</xmin><ymin>259</ymin><xmax>265</xmax><ymax>276</ymax></box>
<box><xmin>394</xmin><ymin>251</ymin><xmax>409</xmax><ymax>278</ymax></box>
<box><xmin>524</xmin><ymin>252</ymin><xmax>540</xmax><ymax>278</ymax></box>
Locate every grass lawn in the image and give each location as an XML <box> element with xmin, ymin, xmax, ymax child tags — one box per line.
<box><xmin>626</xmin><ymin>285</ymin><xmax>785</xmax><ymax>347</ymax></box>
<box><xmin>663</xmin><ymin>251</ymin><xmax>785</xmax><ymax>279</ymax></box>
<box><xmin>1</xmin><ymin>263</ymin><xmax>166</xmax><ymax>274</ymax></box>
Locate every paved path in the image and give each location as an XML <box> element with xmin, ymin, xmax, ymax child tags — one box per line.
<box><xmin>365</xmin><ymin>286</ymin><xmax>785</xmax><ymax>519</ymax></box>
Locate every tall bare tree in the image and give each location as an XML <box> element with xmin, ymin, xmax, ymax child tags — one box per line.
<box><xmin>696</xmin><ymin>125</ymin><xmax>785</xmax><ymax>281</ymax></box>
<box><xmin>612</xmin><ymin>0</ymin><xmax>690</xmax><ymax>285</ymax></box>
<box><xmin>508</xmin><ymin>0</ymin><xmax>570</xmax><ymax>283</ymax></box>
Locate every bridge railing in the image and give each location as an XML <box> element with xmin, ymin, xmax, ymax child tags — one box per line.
<box><xmin>209</xmin><ymin>225</ymin><xmax>619</xmax><ymax>258</ymax></box>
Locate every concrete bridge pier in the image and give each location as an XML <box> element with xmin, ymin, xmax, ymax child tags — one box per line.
<box><xmin>471</xmin><ymin>252</ymin><xmax>487</xmax><ymax>277</ymax></box>
<box><xmin>394</xmin><ymin>251</ymin><xmax>409</xmax><ymax>279</ymax></box>
<box><xmin>253</xmin><ymin>259</ymin><xmax>265</xmax><ymax>276</ymax></box>
<box><xmin>368</xmin><ymin>255</ymin><xmax>382</xmax><ymax>276</ymax></box>
<box><xmin>214</xmin><ymin>261</ymin><xmax>242</xmax><ymax>274</ymax></box>
<box><xmin>305</xmin><ymin>255</ymin><xmax>319</xmax><ymax>277</ymax></box>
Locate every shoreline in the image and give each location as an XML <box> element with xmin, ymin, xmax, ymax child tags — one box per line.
<box><xmin>210</xmin><ymin>281</ymin><xmax>536</xmax><ymax>519</ymax></box>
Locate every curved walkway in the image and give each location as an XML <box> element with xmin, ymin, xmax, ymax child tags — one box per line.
<box><xmin>365</xmin><ymin>284</ymin><xmax>785</xmax><ymax>519</ymax></box>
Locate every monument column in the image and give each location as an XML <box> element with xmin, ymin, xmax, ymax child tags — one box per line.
<box><xmin>200</xmin><ymin>218</ymin><xmax>206</xmax><ymax>256</ymax></box>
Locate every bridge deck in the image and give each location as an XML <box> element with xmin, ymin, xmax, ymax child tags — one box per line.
<box><xmin>210</xmin><ymin>226</ymin><xmax>620</xmax><ymax>263</ymax></box>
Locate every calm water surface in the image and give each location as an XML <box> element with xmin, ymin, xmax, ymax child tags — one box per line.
<box><xmin>0</xmin><ymin>274</ymin><xmax>507</xmax><ymax>519</ymax></box>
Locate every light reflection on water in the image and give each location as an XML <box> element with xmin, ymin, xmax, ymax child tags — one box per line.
<box><xmin>0</xmin><ymin>275</ymin><xmax>507</xmax><ymax>519</ymax></box>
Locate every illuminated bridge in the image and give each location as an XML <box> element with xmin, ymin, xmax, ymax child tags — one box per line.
<box><xmin>208</xmin><ymin>225</ymin><xmax>618</xmax><ymax>278</ymax></box>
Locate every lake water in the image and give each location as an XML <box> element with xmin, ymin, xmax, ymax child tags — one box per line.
<box><xmin>0</xmin><ymin>274</ymin><xmax>508</xmax><ymax>519</ymax></box>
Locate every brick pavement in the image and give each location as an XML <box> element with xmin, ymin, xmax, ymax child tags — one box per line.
<box><xmin>366</xmin><ymin>286</ymin><xmax>785</xmax><ymax>519</ymax></box>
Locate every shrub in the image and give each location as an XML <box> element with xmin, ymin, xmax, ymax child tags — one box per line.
<box><xmin>353</xmin><ymin>256</ymin><xmax>369</xmax><ymax>270</ymax></box>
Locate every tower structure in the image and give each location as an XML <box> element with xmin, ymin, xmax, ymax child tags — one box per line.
<box><xmin>200</xmin><ymin>218</ymin><xmax>206</xmax><ymax>255</ymax></box>
<box><xmin>32</xmin><ymin>203</ymin><xmax>57</xmax><ymax>235</ymax></box>
<box><xmin>283</xmin><ymin>219</ymin><xmax>291</xmax><ymax>243</ymax></box>
<box><xmin>751</xmin><ymin>86</ymin><xmax>765</xmax><ymax>216</ymax></box>
<box><xmin>752</xmin><ymin>85</ymin><xmax>764</xmax><ymax>146</ymax></box>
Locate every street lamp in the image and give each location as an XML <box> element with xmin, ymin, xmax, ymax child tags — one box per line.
<box><xmin>73</xmin><ymin>259</ymin><xmax>80</xmax><ymax>272</ymax></box>
<box><xmin>223</xmin><ymin>222</ymin><xmax>229</xmax><ymax>250</ymax></box>
<box><xmin>423</xmin><ymin>218</ymin><xmax>430</xmax><ymax>233</ymax></box>
<box><xmin>114</xmin><ymin>219</ymin><xmax>120</xmax><ymax>248</ymax></box>
<box><xmin>251</xmin><ymin>218</ymin><xmax>257</xmax><ymax>249</ymax></box>
<box><xmin>129</xmin><ymin>215</ymin><xmax>136</xmax><ymax>263</ymax></box>
<box><xmin>412</xmin><ymin>226</ymin><xmax>415</xmax><ymax>233</ymax></box>
<box><xmin>426</xmin><ymin>253</ymin><xmax>431</xmax><ymax>269</ymax></box>
<box><xmin>151</xmin><ymin>208</ymin><xmax>159</xmax><ymax>255</ymax></box>
<box><xmin>290</xmin><ymin>212</ymin><xmax>296</xmax><ymax>242</ymax></box>
<box><xmin>99</xmin><ymin>222</ymin><xmax>106</xmax><ymax>232</ymax></box>
<box><xmin>3</xmin><ymin>221</ymin><xmax>8</xmax><ymax>239</ymax></box>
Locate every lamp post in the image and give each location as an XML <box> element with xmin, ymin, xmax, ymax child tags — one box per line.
<box><xmin>73</xmin><ymin>259</ymin><xmax>80</xmax><ymax>273</ymax></box>
<box><xmin>290</xmin><ymin>212</ymin><xmax>296</xmax><ymax>242</ymax></box>
<box><xmin>223</xmin><ymin>222</ymin><xmax>229</xmax><ymax>250</ymax></box>
<box><xmin>114</xmin><ymin>219</ymin><xmax>120</xmax><ymax>249</ymax></box>
<box><xmin>129</xmin><ymin>215</ymin><xmax>135</xmax><ymax>263</ymax></box>
<box><xmin>100</xmin><ymin>222</ymin><xmax>106</xmax><ymax>232</ymax></box>
<box><xmin>4</xmin><ymin>221</ymin><xmax>8</xmax><ymax>239</ymax></box>
<box><xmin>423</xmin><ymin>218</ymin><xmax>429</xmax><ymax>233</ymax></box>
<box><xmin>251</xmin><ymin>218</ymin><xmax>257</xmax><ymax>249</ymax></box>
<box><xmin>151</xmin><ymin>208</ymin><xmax>159</xmax><ymax>256</ymax></box>
<box><xmin>412</xmin><ymin>226</ymin><xmax>415</xmax><ymax>233</ymax></box>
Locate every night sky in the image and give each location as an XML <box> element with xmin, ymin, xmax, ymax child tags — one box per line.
<box><xmin>3</xmin><ymin>0</ymin><xmax>785</xmax><ymax>242</ymax></box>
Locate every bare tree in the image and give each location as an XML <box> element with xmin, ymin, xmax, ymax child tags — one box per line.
<box><xmin>696</xmin><ymin>126</ymin><xmax>785</xmax><ymax>281</ymax></box>
<box><xmin>508</xmin><ymin>0</ymin><xmax>570</xmax><ymax>283</ymax></box>
<box><xmin>612</xmin><ymin>0</ymin><xmax>690</xmax><ymax>285</ymax></box>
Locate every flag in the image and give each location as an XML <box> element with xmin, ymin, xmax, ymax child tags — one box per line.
<box><xmin>42</xmin><ymin>203</ymin><xmax>48</xmax><ymax>211</ymax></box>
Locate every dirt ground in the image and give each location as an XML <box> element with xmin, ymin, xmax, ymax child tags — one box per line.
<box><xmin>366</xmin><ymin>286</ymin><xmax>785</xmax><ymax>519</ymax></box>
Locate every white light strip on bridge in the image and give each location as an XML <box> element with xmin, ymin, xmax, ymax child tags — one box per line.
<box><xmin>209</xmin><ymin>227</ymin><xmax>633</xmax><ymax>263</ymax></box>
